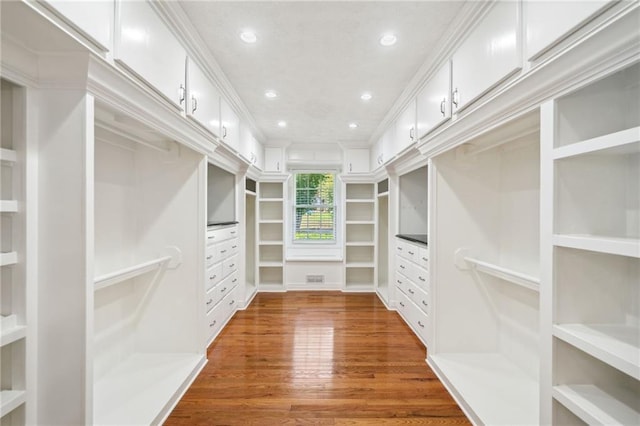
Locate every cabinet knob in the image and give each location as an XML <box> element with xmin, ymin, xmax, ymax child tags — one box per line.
<box><xmin>191</xmin><ymin>95</ymin><xmax>198</xmax><ymax>114</ymax></box>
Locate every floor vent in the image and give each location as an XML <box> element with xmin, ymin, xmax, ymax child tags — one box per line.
<box><xmin>306</xmin><ymin>275</ymin><xmax>325</xmax><ymax>284</ymax></box>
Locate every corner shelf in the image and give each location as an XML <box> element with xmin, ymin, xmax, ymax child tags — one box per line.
<box><xmin>553</xmin><ymin>234</ymin><xmax>640</xmax><ymax>258</ymax></box>
<box><xmin>0</xmin><ymin>390</ymin><xmax>26</xmax><ymax>418</ymax></box>
<box><xmin>553</xmin><ymin>384</ymin><xmax>640</xmax><ymax>426</ymax></box>
<box><xmin>553</xmin><ymin>324</ymin><xmax>640</xmax><ymax>380</ymax></box>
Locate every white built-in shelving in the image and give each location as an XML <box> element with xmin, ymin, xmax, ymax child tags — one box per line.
<box><xmin>258</xmin><ymin>180</ymin><xmax>286</xmax><ymax>291</ymax></box>
<box><xmin>430</xmin><ymin>110</ymin><xmax>541</xmax><ymax>425</ymax></box>
<box><xmin>546</xmin><ymin>62</ymin><xmax>640</xmax><ymax>425</ymax></box>
<box><xmin>344</xmin><ymin>183</ymin><xmax>376</xmax><ymax>291</ymax></box>
<box><xmin>1</xmin><ymin>79</ymin><xmax>28</xmax><ymax>425</ymax></box>
<box><xmin>245</xmin><ymin>178</ymin><xmax>257</xmax><ymax>303</ymax></box>
<box><xmin>376</xmin><ymin>186</ymin><xmax>389</xmax><ymax>305</ymax></box>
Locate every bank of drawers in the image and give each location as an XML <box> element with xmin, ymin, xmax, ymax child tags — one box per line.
<box><xmin>205</xmin><ymin>225</ymin><xmax>239</xmax><ymax>343</ymax></box>
<box><xmin>394</xmin><ymin>237</ymin><xmax>429</xmax><ymax>347</ymax></box>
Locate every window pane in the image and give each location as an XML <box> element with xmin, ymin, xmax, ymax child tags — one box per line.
<box><xmin>294</xmin><ymin>173</ymin><xmax>335</xmax><ymax>241</ymax></box>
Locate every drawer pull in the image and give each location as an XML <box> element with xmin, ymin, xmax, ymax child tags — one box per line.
<box><xmin>419</xmin><ymin>276</ymin><xmax>426</xmax><ymax>282</ymax></box>
<box><xmin>408</xmin><ymin>288</ymin><xmax>414</xmax><ymax>294</ymax></box>
<box><xmin>209</xmin><ymin>274</ymin><xmax>217</xmax><ymax>280</ymax></box>
<box><xmin>221</xmin><ymin>287</ymin><xmax>227</xmax><ymax>292</ymax></box>
<box><xmin>232</xmin><ymin>278</ymin><xmax>238</xmax><ymax>283</ymax></box>
<box><xmin>422</xmin><ymin>257</ymin><xmax>428</xmax><ymax>262</ymax></box>
<box><xmin>206</xmin><ymin>299</ymin><xmax>213</xmax><ymax>305</ymax></box>
<box><xmin>232</xmin><ymin>245</ymin><xmax>238</xmax><ymax>249</ymax></box>
<box><xmin>209</xmin><ymin>320</ymin><xmax>217</xmax><ymax>327</ymax></box>
<box><xmin>422</xmin><ymin>300</ymin><xmax>428</xmax><ymax>307</ymax></box>
<box><xmin>220</xmin><ymin>249</ymin><xmax>227</xmax><ymax>254</ymax></box>
<box><xmin>408</xmin><ymin>251</ymin><xmax>414</xmax><ymax>255</ymax></box>
<box><xmin>397</xmin><ymin>247</ymin><xmax>403</xmax><ymax>251</ymax></box>
<box><xmin>230</xmin><ymin>230</ymin><xmax>236</xmax><ymax>234</ymax></box>
<box><xmin>418</xmin><ymin>321</ymin><xmax>425</xmax><ymax>328</ymax></box>
<box><xmin>208</xmin><ymin>236</ymin><xmax>215</xmax><ymax>240</ymax></box>
<box><xmin>229</xmin><ymin>299</ymin><xmax>235</xmax><ymax>305</ymax></box>
<box><xmin>206</xmin><ymin>255</ymin><xmax>213</xmax><ymax>260</ymax></box>
<box><xmin>399</xmin><ymin>302</ymin><xmax>405</xmax><ymax>307</ymax></box>
<box><xmin>400</xmin><ymin>265</ymin><xmax>405</xmax><ymax>269</ymax></box>
<box><xmin>397</xmin><ymin>279</ymin><xmax>402</xmax><ymax>284</ymax></box>
<box><xmin>229</xmin><ymin>263</ymin><xmax>235</xmax><ymax>268</ymax></box>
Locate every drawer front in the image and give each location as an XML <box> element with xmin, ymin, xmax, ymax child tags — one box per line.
<box><xmin>228</xmin><ymin>238</ymin><xmax>239</xmax><ymax>257</ymax></box>
<box><xmin>414</xmin><ymin>265</ymin><xmax>429</xmax><ymax>293</ymax></box>
<box><xmin>222</xmin><ymin>286</ymin><xmax>239</xmax><ymax>319</ymax></box>
<box><xmin>405</xmin><ymin>280</ymin><xmax>429</xmax><ymax>315</ymax></box>
<box><xmin>205</xmin><ymin>263</ymin><xmax>223</xmax><ymax>292</ymax></box>
<box><xmin>396</xmin><ymin>255</ymin><xmax>414</xmax><ymax>281</ymax></box>
<box><xmin>206</xmin><ymin>225</ymin><xmax>238</xmax><ymax>245</ymax></box>
<box><xmin>418</xmin><ymin>247</ymin><xmax>429</xmax><ymax>269</ymax></box>
<box><xmin>205</xmin><ymin>244</ymin><xmax>217</xmax><ymax>268</ymax></box>
<box><xmin>223</xmin><ymin>254</ymin><xmax>239</xmax><ymax>278</ymax></box>
<box><xmin>206</xmin><ymin>303</ymin><xmax>223</xmax><ymax>340</ymax></box>
<box><xmin>396</xmin><ymin>290</ymin><xmax>428</xmax><ymax>346</ymax></box>
<box><xmin>395</xmin><ymin>271</ymin><xmax>408</xmax><ymax>295</ymax></box>
<box><xmin>403</xmin><ymin>242</ymin><xmax>419</xmax><ymax>264</ymax></box>
<box><xmin>215</xmin><ymin>271</ymin><xmax>238</xmax><ymax>305</ymax></box>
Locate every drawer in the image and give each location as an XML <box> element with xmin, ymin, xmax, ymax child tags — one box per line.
<box><xmin>405</xmin><ymin>280</ymin><xmax>429</xmax><ymax>315</ymax></box>
<box><xmin>205</xmin><ymin>285</ymin><xmax>217</xmax><ymax>314</ymax></box>
<box><xmin>414</xmin><ymin>265</ymin><xmax>429</xmax><ymax>293</ymax></box>
<box><xmin>223</xmin><ymin>254</ymin><xmax>239</xmax><ymax>278</ymax></box>
<box><xmin>215</xmin><ymin>271</ymin><xmax>238</xmax><ymax>305</ymax></box>
<box><xmin>206</xmin><ymin>225</ymin><xmax>238</xmax><ymax>245</ymax></box>
<box><xmin>205</xmin><ymin>263</ymin><xmax>223</xmax><ymax>292</ymax></box>
<box><xmin>206</xmin><ymin>303</ymin><xmax>223</xmax><ymax>340</ymax></box>
<box><xmin>396</xmin><ymin>290</ymin><xmax>428</xmax><ymax>346</ymax></box>
<box><xmin>205</xmin><ymin>244</ymin><xmax>217</xmax><ymax>268</ymax></box>
<box><xmin>395</xmin><ymin>271</ymin><xmax>408</xmax><ymax>294</ymax></box>
<box><xmin>222</xmin><ymin>286</ymin><xmax>239</xmax><ymax>319</ymax></box>
<box><xmin>418</xmin><ymin>246</ymin><xmax>429</xmax><ymax>269</ymax></box>
<box><xmin>228</xmin><ymin>238</ymin><xmax>239</xmax><ymax>256</ymax></box>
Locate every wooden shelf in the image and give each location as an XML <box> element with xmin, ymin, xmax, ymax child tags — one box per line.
<box><xmin>553</xmin><ymin>324</ymin><xmax>640</xmax><ymax>380</ymax></box>
<box><xmin>93</xmin><ymin>353</ymin><xmax>203</xmax><ymax>426</ymax></box>
<box><xmin>0</xmin><ymin>148</ymin><xmax>17</xmax><ymax>164</ymax></box>
<box><xmin>343</xmin><ymin>283</ymin><xmax>375</xmax><ymax>292</ymax></box>
<box><xmin>553</xmin><ymin>384</ymin><xmax>640</xmax><ymax>426</ymax></box>
<box><xmin>464</xmin><ymin>256</ymin><xmax>540</xmax><ymax>292</ymax></box>
<box><xmin>258</xmin><ymin>283</ymin><xmax>286</xmax><ymax>292</ymax></box>
<box><xmin>553</xmin><ymin>234</ymin><xmax>640</xmax><ymax>258</ymax></box>
<box><xmin>94</xmin><ymin>256</ymin><xmax>172</xmax><ymax>291</ymax></box>
<box><xmin>0</xmin><ymin>251</ymin><xmax>18</xmax><ymax>267</ymax></box>
<box><xmin>377</xmin><ymin>191</ymin><xmax>389</xmax><ymax>198</ymax></box>
<box><xmin>553</xmin><ymin>126</ymin><xmax>640</xmax><ymax>160</ymax></box>
<box><xmin>0</xmin><ymin>200</ymin><xmax>18</xmax><ymax>213</ymax></box>
<box><xmin>0</xmin><ymin>390</ymin><xmax>26</xmax><ymax>418</ymax></box>
<box><xmin>429</xmin><ymin>353</ymin><xmax>539</xmax><ymax>426</ymax></box>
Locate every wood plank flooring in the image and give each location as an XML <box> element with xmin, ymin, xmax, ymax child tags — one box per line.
<box><xmin>165</xmin><ymin>292</ymin><xmax>469</xmax><ymax>425</ymax></box>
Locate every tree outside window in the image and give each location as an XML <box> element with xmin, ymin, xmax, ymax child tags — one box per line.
<box><xmin>294</xmin><ymin>173</ymin><xmax>335</xmax><ymax>241</ymax></box>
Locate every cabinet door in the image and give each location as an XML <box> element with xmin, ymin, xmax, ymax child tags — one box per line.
<box><xmin>345</xmin><ymin>148</ymin><xmax>370</xmax><ymax>173</ymax></box>
<box><xmin>46</xmin><ymin>0</ymin><xmax>113</xmax><ymax>50</ymax></box>
<box><xmin>525</xmin><ymin>0</ymin><xmax>610</xmax><ymax>60</ymax></box>
<box><xmin>417</xmin><ymin>61</ymin><xmax>451</xmax><ymax>139</ymax></box>
<box><xmin>370</xmin><ymin>137</ymin><xmax>383</xmax><ymax>171</ymax></box>
<box><xmin>382</xmin><ymin>122</ymin><xmax>396</xmax><ymax>163</ymax></box>
<box><xmin>253</xmin><ymin>139</ymin><xmax>264</xmax><ymax>170</ymax></box>
<box><xmin>187</xmin><ymin>58</ymin><xmax>221</xmax><ymax>138</ymax></box>
<box><xmin>116</xmin><ymin>1</ymin><xmax>187</xmax><ymax>109</ymax></box>
<box><xmin>451</xmin><ymin>1</ymin><xmax>520</xmax><ymax>112</ymax></box>
<box><xmin>264</xmin><ymin>147</ymin><xmax>283</xmax><ymax>172</ymax></box>
<box><xmin>395</xmin><ymin>99</ymin><xmax>417</xmax><ymax>154</ymax></box>
<box><xmin>220</xmin><ymin>98</ymin><xmax>240</xmax><ymax>151</ymax></box>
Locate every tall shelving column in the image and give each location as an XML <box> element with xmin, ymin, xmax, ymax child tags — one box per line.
<box><xmin>344</xmin><ymin>182</ymin><xmax>376</xmax><ymax>291</ymax></box>
<box><xmin>376</xmin><ymin>179</ymin><xmax>390</xmax><ymax>304</ymax></box>
<box><xmin>244</xmin><ymin>177</ymin><xmax>257</xmax><ymax>303</ymax></box>
<box><xmin>543</xmin><ymin>63</ymin><xmax>640</xmax><ymax>425</ymax></box>
<box><xmin>257</xmin><ymin>178</ymin><xmax>285</xmax><ymax>291</ymax></box>
<box><xmin>0</xmin><ymin>80</ymin><xmax>29</xmax><ymax>425</ymax></box>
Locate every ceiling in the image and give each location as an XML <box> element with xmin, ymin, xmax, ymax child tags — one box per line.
<box><xmin>179</xmin><ymin>1</ymin><xmax>466</xmax><ymax>148</ymax></box>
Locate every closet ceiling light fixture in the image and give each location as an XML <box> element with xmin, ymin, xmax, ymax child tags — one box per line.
<box><xmin>379</xmin><ymin>33</ymin><xmax>397</xmax><ymax>46</ymax></box>
<box><xmin>240</xmin><ymin>31</ymin><xmax>257</xmax><ymax>43</ymax></box>
<box><xmin>349</xmin><ymin>123</ymin><xmax>358</xmax><ymax>129</ymax></box>
<box><xmin>360</xmin><ymin>93</ymin><xmax>372</xmax><ymax>101</ymax></box>
<box><xmin>265</xmin><ymin>90</ymin><xmax>278</xmax><ymax>98</ymax></box>
<box><xmin>278</xmin><ymin>121</ymin><xmax>287</xmax><ymax>128</ymax></box>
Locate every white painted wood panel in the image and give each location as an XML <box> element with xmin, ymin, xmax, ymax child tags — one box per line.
<box><xmin>417</xmin><ymin>61</ymin><xmax>451</xmax><ymax>139</ymax></box>
<box><xmin>46</xmin><ymin>0</ymin><xmax>114</xmax><ymax>50</ymax></box>
<box><xmin>187</xmin><ymin>58</ymin><xmax>221</xmax><ymax>138</ymax></box>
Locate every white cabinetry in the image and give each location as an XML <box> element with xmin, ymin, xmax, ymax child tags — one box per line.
<box><xmin>451</xmin><ymin>1</ymin><xmax>521</xmax><ymax>112</ymax></box>
<box><xmin>1</xmin><ymin>80</ymin><xmax>30</xmax><ymax>425</ymax></box>
<box><xmin>370</xmin><ymin>138</ymin><xmax>384</xmax><ymax>171</ymax></box>
<box><xmin>394</xmin><ymin>100</ymin><xmax>417</xmax><ymax>155</ymax></box>
<box><xmin>187</xmin><ymin>58</ymin><xmax>221</xmax><ymax>138</ymax></box>
<box><xmin>45</xmin><ymin>0</ymin><xmax>114</xmax><ymax>51</ymax></box>
<box><xmin>239</xmin><ymin>123</ymin><xmax>262</xmax><ymax>168</ymax></box>
<box><xmin>204</xmin><ymin>225</ymin><xmax>239</xmax><ymax>345</ymax></box>
<box><xmin>115</xmin><ymin>0</ymin><xmax>187</xmax><ymax>108</ymax></box>
<box><xmin>524</xmin><ymin>0</ymin><xmax>611</xmax><ymax>60</ymax></box>
<box><xmin>258</xmin><ymin>180</ymin><xmax>285</xmax><ymax>291</ymax></box>
<box><xmin>344</xmin><ymin>148</ymin><xmax>369</xmax><ymax>173</ymax></box>
<box><xmin>417</xmin><ymin>61</ymin><xmax>451</xmax><ymax>139</ymax></box>
<box><xmin>344</xmin><ymin>183</ymin><xmax>376</xmax><ymax>291</ymax></box>
<box><xmin>264</xmin><ymin>147</ymin><xmax>284</xmax><ymax>172</ymax></box>
<box><xmin>429</xmin><ymin>111</ymin><xmax>541</xmax><ymax>425</ymax></box>
<box><xmin>394</xmin><ymin>238</ymin><xmax>429</xmax><ymax>346</ymax></box>
<box><xmin>543</xmin><ymin>63</ymin><xmax>640</xmax><ymax>425</ymax></box>
<box><xmin>220</xmin><ymin>98</ymin><xmax>240</xmax><ymax>151</ymax></box>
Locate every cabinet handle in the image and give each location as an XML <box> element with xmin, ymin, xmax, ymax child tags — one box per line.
<box><xmin>229</xmin><ymin>263</ymin><xmax>235</xmax><ymax>268</ymax></box>
<box><xmin>397</xmin><ymin>279</ymin><xmax>402</xmax><ymax>284</ymax></box>
<box><xmin>408</xmin><ymin>288</ymin><xmax>414</xmax><ymax>294</ymax></box>
<box><xmin>179</xmin><ymin>84</ymin><xmax>185</xmax><ymax>106</ymax></box>
<box><xmin>440</xmin><ymin>98</ymin><xmax>446</xmax><ymax>116</ymax></box>
<box><xmin>397</xmin><ymin>247</ymin><xmax>403</xmax><ymax>251</ymax></box>
<box><xmin>419</xmin><ymin>276</ymin><xmax>426</xmax><ymax>282</ymax></box>
<box><xmin>221</xmin><ymin>287</ymin><xmax>227</xmax><ymax>292</ymax></box>
<box><xmin>191</xmin><ymin>95</ymin><xmax>198</xmax><ymax>113</ymax></box>
<box><xmin>277</xmin><ymin>161</ymin><xmax>280</xmax><ymax>171</ymax></box>
<box><xmin>422</xmin><ymin>300</ymin><xmax>428</xmax><ymax>307</ymax></box>
<box><xmin>220</xmin><ymin>249</ymin><xmax>227</xmax><ymax>254</ymax></box>
<box><xmin>418</xmin><ymin>321</ymin><xmax>425</xmax><ymax>328</ymax></box>
<box><xmin>349</xmin><ymin>163</ymin><xmax>353</xmax><ymax>172</ymax></box>
<box><xmin>232</xmin><ymin>245</ymin><xmax>238</xmax><ymax>249</ymax></box>
<box><xmin>232</xmin><ymin>278</ymin><xmax>237</xmax><ymax>283</ymax></box>
<box><xmin>408</xmin><ymin>251</ymin><xmax>414</xmax><ymax>255</ymax></box>
<box><xmin>422</xmin><ymin>257</ymin><xmax>428</xmax><ymax>262</ymax></box>
<box><xmin>452</xmin><ymin>88</ymin><xmax>459</xmax><ymax>108</ymax></box>
<box><xmin>206</xmin><ymin>255</ymin><xmax>213</xmax><ymax>260</ymax></box>
<box><xmin>206</xmin><ymin>298</ymin><xmax>213</xmax><ymax>305</ymax></box>
<box><xmin>229</xmin><ymin>299</ymin><xmax>235</xmax><ymax>306</ymax></box>
<box><xmin>223</xmin><ymin>126</ymin><xmax>227</xmax><ymax>138</ymax></box>
<box><xmin>409</xmin><ymin>127</ymin><xmax>415</xmax><ymax>141</ymax></box>
<box><xmin>230</xmin><ymin>230</ymin><xmax>237</xmax><ymax>235</ymax></box>
<box><xmin>209</xmin><ymin>274</ymin><xmax>217</xmax><ymax>280</ymax></box>
<box><xmin>400</xmin><ymin>265</ymin><xmax>405</xmax><ymax>269</ymax></box>
<box><xmin>209</xmin><ymin>320</ymin><xmax>217</xmax><ymax>327</ymax></box>
<box><xmin>400</xmin><ymin>302</ymin><xmax>405</xmax><ymax>307</ymax></box>
<box><xmin>208</xmin><ymin>236</ymin><xmax>215</xmax><ymax>240</ymax></box>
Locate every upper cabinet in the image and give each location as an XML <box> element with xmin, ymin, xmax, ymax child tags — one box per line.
<box><xmin>46</xmin><ymin>0</ymin><xmax>114</xmax><ymax>51</ymax></box>
<box><xmin>220</xmin><ymin>98</ymin><xmax>240</xmax><ymax>151</ymax></box>
<box><xmin>239</xmin><ymin>122</ymin><xmax>263</xmax><ymax>168</ymax></box>
<box><xmin>345</xmin><ymin>148</ymin><xmax>370</xmax><ymax>174</ymax></box>
<box><xmin>264</xmin><ymin>147</ymin><xmax>284</xmax><ymax>173</ymax></box>
<box><xmin>370</xmin><ymin>137</ymin><xmax>384</xmax><ymax>171</ymax></box>
<box><xmin>187</xmin><ymin>58</ymin><xmax>221</xmax><ymax>139</ymax></box>
<box><xmin>451</xmin><ymin>1</ymin><xmax>521</xmax><ymax>112</ymax></box>
<box><xmin>115</xmin><ymin>1</ymin><xmax>187</xmax><ymax>109</ymax></box>
<box><xmin>524</xmin><ymin>0</ymin><xmax>611</xmax><ymax>60</ymax></box>
<box><xmin>417</xmin><ymin>61</ymin><xmax>451</xmax><ymax>140</ymax></box>
<box><xmin>395</xmin><ymin>100</ymin><xmax>418</xmax><ymax>154</ymax></box>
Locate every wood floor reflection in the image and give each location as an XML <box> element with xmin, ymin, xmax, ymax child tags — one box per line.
<box><xmin>165</xmin><ymin>292</ymin><xmax>469</xmax><ymax>425</ymax></box>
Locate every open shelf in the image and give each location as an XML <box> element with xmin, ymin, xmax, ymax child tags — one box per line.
<box><xmin>429</xmin><ymin>353</ymin><xmax>539</xmax><ymax>425</ymax></box>
<box><xmin>553</xmin><ymin>234</ymin><xmax>640</xmax><ymax>258</ymax></box>
<box><xmin>553</xmin><ymin>384</ymin><xmax>640</xmax><ymax>425</ymax></box>
<box><xmin>0</xmin><ymin>315</ymin><xmax>26</xmax><ymax>347</ymax></box>
<box><xmin>93</xmin><ymin>353</ymin><xmax>202</xmax><ymax>426</ymax></box>
<box><xmin>345</xmin><ymin>262</ymin><xmax>375</xmax><ymax>268</ymax></box>
<box><xmin>258</xmin><ymin>240</ymin><xmax>283</xmax><ymax>246</ymax></box>
<box><xmin>0</xmin><ymin>148</ymin><xmax>17</xmax><ymax>163</ymax></box>
<box><xmin>0</xmin><ymin>390</ymin><xmax>26</xmax><ymax>418</ymax></box>
<box><xmin>0</xmin><ymin>251</ymin><xmax>17</xmax><ymax>267</ymax></box>
<box><xmin>460</xmin><ymin>254</ymin><xmax>540</xmax><ymax>292</ymax></box>
<box><xmin>553</xmin><ymin>126</ymin><xmax>639</xmax><ymax>160</ymax></box>
<box><xmin>0</xmin><ymin>200</ymin><xmax>18</xmax><ymax>213</ymax></box>
<box><xmin>553</xmin><ymin>324</ymin><xmax>639</xmax><ymax>380</ymax></box>
<box><xmin>94</xmin><ymin>255</ymin><xmax>172</xmax><ymax>291</ymax></box>
<box><xmin>345</xmin><ymin>183</ymin><xmax>374</xmax><ymax>200</ymax></box>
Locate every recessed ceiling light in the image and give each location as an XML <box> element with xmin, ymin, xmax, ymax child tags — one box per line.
<box><xmin>265</xmin><ymin>90</ymin><xmax>278</xmax><ymax>99</ymax></box>
<box><xmin>379</xmin><ymin>33</ymin><xmax>397</xmax><ymax>46</ymax></box>
<box><xmin>278</xmin><ymin>121</ymin><xmax>287</xmax><ymax>128</ymax></box>
<box><xmin>360</xmin><ymin>92</ymin><xmax>372</xmax><ymax>101</ymax></box>
<box><xmin>349</xmin><ymin>123</ymin><xmax>358</xmax><ymax>129</ymax></box>
<box><xmin>240</xmin><ymin>31</ymin><xmax>257</xmax><ymax>43</ymax></box>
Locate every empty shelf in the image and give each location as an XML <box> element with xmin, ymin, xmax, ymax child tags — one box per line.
<box><xmin>0</xmin><ymin>390</ymin><xmax>26</xmax><ymax>418</ymax></box>
<box><xmin>553</xmin><ymin>384</ymin><xmax>640</xmax><ymax>426</ymax></box>
<box><xmin>464</xmin><ymin>257</ymin><xmax>540</xmax><ymax>292</ymax></box>
<box><xmin>0</xmin><ymin>200</ymin><xmax>18</xmax><ymax>213</ymax></box>
<box><xmin>0</xmin><ymin>252</ymin><xmax>18</xmax><ymax>267</ymax></box>
<box><xmin>553</xmin><ymin>234</ymin><xmax>640</xmax><ymax>258</ymax></box>
<box><xmin>0</xmin><ymin>315</ymin><xmax>26</xmax><ymax>347</ymax></box>
<box><xmin>553</xmin><ymin>126</ymin><xmax>640</xmax><ymax>160</ymax></box>
<box><xmin>94</xmin><ymin>256</ymin><xmax>171</xmax><ymax>291</ymax></box>
<box><xmin>0</xmin><ymin>148</ymin><xmax>17</xmax><ymax>163</ymax></box>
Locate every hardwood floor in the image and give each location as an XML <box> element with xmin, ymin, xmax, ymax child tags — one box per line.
<box><xmin>165</xmin><ymin>292</ymin><xmax>469</xmax><ymax>425</ymax></box>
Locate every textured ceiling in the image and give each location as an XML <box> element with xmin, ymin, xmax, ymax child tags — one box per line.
<box><xmin>179</xmin><ymin>1</ymin><xmax>465</xmax><ymax>147</ymax></box>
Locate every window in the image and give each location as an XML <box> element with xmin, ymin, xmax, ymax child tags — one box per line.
<box><xmin>293</xmin><ymin>172</ymin><xmax>335</xmax><ymax>241</ymax></box>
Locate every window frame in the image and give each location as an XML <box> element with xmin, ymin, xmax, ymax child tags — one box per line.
<box><xmin>291</xmin><ymin>171</ymin><xmax>337</xmax><ymax>244</ymax></box>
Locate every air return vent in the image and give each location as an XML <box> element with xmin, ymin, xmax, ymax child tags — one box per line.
<box><xmin>306</xmin><ymin>275</ymin><xmax>325</xmax><ymax>284</ymax></box>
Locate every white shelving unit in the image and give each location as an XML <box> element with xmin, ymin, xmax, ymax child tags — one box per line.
<box><xmin>258</xmin><ymin>180</ymin><xmax>286</xmax><ymax>291</ymax></box>
<box><xmin>430</xmin><ymin>111</ymin><xmax>541</xmax><ymax>425</ymax></box>
<box><xmin>1</xmin><ymin>79</ymin><xmax>28</xmax><ymax>425</ymax></box>
<box><xmin>544</xmin><ymin>62</ymin><xmax>640</xmax><ymax>425</ymax></box>
<box><xmin>245</xmin><ymin>179</ymin><xmax>257</xmax><ymax>303</ymax></box>
<box><xmin>344</xmin><ymin>183</ymin><xmax>376</xmax><ymax>291</ymax></box>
